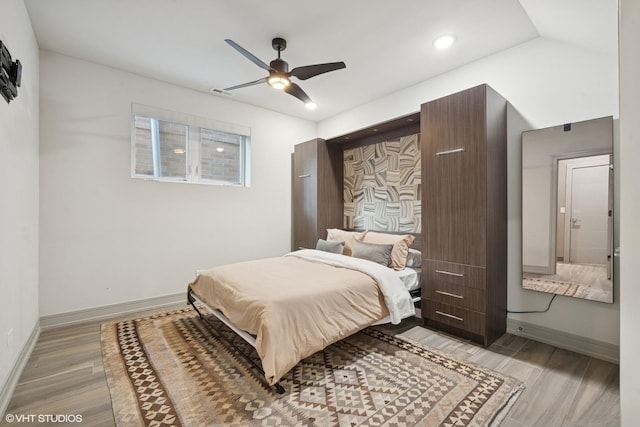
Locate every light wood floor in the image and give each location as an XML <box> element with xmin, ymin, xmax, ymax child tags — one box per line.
<box><xmin>1</xmin><ymin>309</ymin><xmax>620</xmax><ymax>427</ymax></box>
<box><xmin>523</xmin><ymin>262</ymin><xmax>613</xmax><ymax>303</ymax></box>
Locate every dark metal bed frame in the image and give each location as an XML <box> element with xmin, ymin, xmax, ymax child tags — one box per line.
<box><xmin>187</xmin><ymin>289</ymin><xmax>286</xmax><ymax>394</ymax></box>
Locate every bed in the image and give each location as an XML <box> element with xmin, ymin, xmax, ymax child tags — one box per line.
<box><xmin>187</xmin><ymin>230</ymin><xmax>421</xmax><ymax>393</ymax></box>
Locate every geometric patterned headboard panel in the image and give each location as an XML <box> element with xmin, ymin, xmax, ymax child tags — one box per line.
<box><xmin>343</xmin><ymin>133</ymin><xmax>421</xmax><ymax>232</ymax></box>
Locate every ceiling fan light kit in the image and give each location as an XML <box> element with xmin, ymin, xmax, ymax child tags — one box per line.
<box><xmin>267</xmin><ymin>74</ymin><xmax>290</xmax><ymax>90</ymax></box>
<box><xmin>223</xmin><ymin>37</ymin><xmax>346</xmax><ymax>108</ymax></box>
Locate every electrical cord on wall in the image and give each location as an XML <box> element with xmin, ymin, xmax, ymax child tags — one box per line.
<box><xmin>507</xmin><ymin>294</ymin><xmax>557</xmax><ymax>314</ymax></box>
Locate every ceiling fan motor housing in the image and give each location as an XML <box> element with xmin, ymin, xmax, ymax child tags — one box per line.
<box><xmin>270</xmin><ymin>58</ymin><xmax>288</xmax><ymax>73</ymax></box>
<box><xmin>270</xmin><ymin>38</ymin><xmax>289</xmax><ymax>72</ymax></box>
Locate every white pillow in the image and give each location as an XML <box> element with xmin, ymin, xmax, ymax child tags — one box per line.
<box><xmin>406</xmin><ymin>248</ymin><xmax>422</xmax><ymax>268</ymax></box>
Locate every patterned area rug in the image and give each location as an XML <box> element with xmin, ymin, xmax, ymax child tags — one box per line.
<box><xmin>101</xmin><ymin>307</ymin><xmax>523</xmax><ymax>426</ymax></box>
<box><xmin>522</xmin><ymin>276</ymin><xmax>590</xmax><ymax>299</ymax></box>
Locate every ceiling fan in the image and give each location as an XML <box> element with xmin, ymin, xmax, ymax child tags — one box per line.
<box><xmin>223</xmin><ymin>37</ymin><xmax>346</xmax><ymax>109</ymax></box>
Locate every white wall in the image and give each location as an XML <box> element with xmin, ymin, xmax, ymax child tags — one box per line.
<box><xmin>319</xmin><ymin>37</ymin><xmax>618</xmax><ymax>138</ymax></box>
<box><xmin>619</xmin><ymin>0</ymin><xmax>640</xmax><ymax>423</ymax></box>
<box><xmin>318</xmin><ymin>37</ymin><xmax>620</xmax><ymax>346</ymax></box>
<box><xmin>38</xmin><ymin>51</ymin><xmax>316</xmax><ymax>317</ymax></box>
<box><xmin>0</xmin><ymin>0</ymin><xmax>39</xmax><ymax>410</ymax></box>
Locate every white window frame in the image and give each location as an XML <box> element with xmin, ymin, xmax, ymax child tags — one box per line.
<box><xmin>130</xmin><ymin>104</ymin><xmax>251</xmax><ymax>187</ymax></box>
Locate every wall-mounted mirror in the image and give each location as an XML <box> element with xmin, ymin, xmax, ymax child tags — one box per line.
<box><xmin>522</xmin><ymin>116</ymin><xmax>613</xmax><ymax>303</ymax></box>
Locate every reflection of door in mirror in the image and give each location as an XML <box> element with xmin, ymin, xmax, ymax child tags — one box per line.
<box><xmin>522</xmin><ymin>116</ymin><xmax>613</xmax><ymax>304</ymax></box>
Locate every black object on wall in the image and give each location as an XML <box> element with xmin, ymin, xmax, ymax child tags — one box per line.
<box><xmin>0</xmin><ymin>41</ymin><xmax>22</xmax><ymax>104</ymax></box>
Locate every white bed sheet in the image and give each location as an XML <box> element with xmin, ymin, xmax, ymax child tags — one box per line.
<box><xmin>396</xmin><ymin>267</ymin><xmax>421</xmax><ymax>292</ymax></box>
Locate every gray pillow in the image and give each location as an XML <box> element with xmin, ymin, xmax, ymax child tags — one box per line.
<box><xmin>316</xmin><ymin>239</ymin><xmax>345</xmax><ymax>254</ymax></box>
<box><xmin>351</xmin><ymin>240</ymin><xmax>393</xmax><ymax>266</ymax></box>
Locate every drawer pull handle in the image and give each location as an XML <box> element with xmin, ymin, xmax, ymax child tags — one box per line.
<box><xmin>435</xmin><ymin>148</ymin><xmax>465</xmax><ymax>156</ymax></box>
<box><xmin>298</xmin><ymin>174</ymin><xmax>311</xmax><ymax>178</ymax></box>
<box><xmin>435</xmin><ymin>270</ymin><xmax>464</xmax><ymax>278</ymax></box>
<box><xmin>436</xmin><ymin>290</ymin><xmax>464</xmax><ymax>299</ymax></box>
<box><xmin>436</xmin><ymin>311</ymin><xmax>464</xmax><ymax>321</ymax></box>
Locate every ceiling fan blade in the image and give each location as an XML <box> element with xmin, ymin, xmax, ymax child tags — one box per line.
<box><xmin>224</xmin><ymin>39</ymin><xmax>271</xmax><ymax>71</ymax></box>
<box><xmin>224</xmin><ymin>77</ymin><xmax>267</xmax><ymax>91</ymax></box>
<box><xmin>289</xmin><ymin>62</ymin><xmax>346</xmax><ymax>80</ymax></box>
<box><xmin>284</xmin><ymin>82</ymin><xmax>313</xmax><ymax>104</ymax></box>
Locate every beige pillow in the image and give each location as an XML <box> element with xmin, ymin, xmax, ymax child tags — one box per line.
<box><xmin>362</xmin><ymin>231</ymin><xmax>415</xmax><ymax>270</ymax></box>
<box><xmin>326</xmin><ymin>229</ymin><xmax>367</xmax><ymax>256</ymax></box>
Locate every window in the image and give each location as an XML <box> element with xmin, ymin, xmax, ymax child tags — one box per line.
<box><xmin>131</xmin><ymin>104</ymin><xmax>250</xmax><ymax>186</ymax></box>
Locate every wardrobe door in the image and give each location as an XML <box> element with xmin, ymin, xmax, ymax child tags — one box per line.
<box><xmin>316</xmin><ymin>141</ymin><xmax>344</xmax><ymax>240</ymax></box>
<box><xmin>292</xmin><ymin>140</ymin><xmax>318</xmax><ymax>250</ymax></box>
<box><xmin>292</xmin><ymin>138</ymin><xmax>344</xmax><ymax>250</ymax></box>
<box><xmin>420</xmin><ymin>84</ymin><xmax>507</xmax><ymax>347</ymax></box>
<box><xmin>421</xmin><ymin>85</ymin><xmax>487</xmax><ymax>267</ymax></box>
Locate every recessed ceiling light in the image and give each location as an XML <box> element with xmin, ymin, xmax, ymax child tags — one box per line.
<box><xmin>433</xmin><ymin>35</ymin><xmax>456</xmax><ymax>49</ymax></box>
<box><xmin>305</xmin><ymin>102</ymin><xmax>317</xmax><ymax>110</ymax></box>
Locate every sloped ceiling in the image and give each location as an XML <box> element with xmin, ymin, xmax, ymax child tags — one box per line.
<box><xmin>24</xmin><ymin>0</ymin><xmax>617</xmax><ymax>121</ymax></box>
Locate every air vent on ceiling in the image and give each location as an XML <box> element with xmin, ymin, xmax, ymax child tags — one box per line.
<box><xmin>209</xmin><ymin>88</ymin><xmax>234</xmax><ymax>97</ymax></box>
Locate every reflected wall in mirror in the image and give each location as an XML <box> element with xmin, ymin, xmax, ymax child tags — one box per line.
<box><xmin>522</xmin><ymin>116</ymin><xmax>614</xmax><ymax>303</ymax></box>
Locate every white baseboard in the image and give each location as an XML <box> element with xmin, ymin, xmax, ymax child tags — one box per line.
<box><xmin>1</xmin><ymin>294</ymin><xmax>186</xmax><ymax>416</ymax></box>
<box><xmin>507</xmin><ymin>318</ymin><xmax>619</xmax><ymax>364</ymax></box>
<box><xmin>40</xmin><ymin>293</ymin><xmax>186</xmax><ymax>330</ymax></box>
<box><xmin>0</xmin><ymin>322</ymin><xmax>40</xmax><ymax>418</ymax></box>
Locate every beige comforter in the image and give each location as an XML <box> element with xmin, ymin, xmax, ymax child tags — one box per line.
<box><xmin>188</xmin><ymin>249</ymin><xmax>413</xmax><ymax>385</ymax></box>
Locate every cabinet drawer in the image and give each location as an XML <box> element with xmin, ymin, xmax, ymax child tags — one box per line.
<box><xmin>422</xmin><ymin>299</ymin><xmax>485</xmax><ymax>336</ymax></box>
<box><xmin>425</xmin><ymin>282</ymin><xmax>485</xmax><ymax>312</ymax></box>
<box><xmin>423</xmin><ymin>260</ymin><xmax>486</xmax><ymax>290</ymax></box>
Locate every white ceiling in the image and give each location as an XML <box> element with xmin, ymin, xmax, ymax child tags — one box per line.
<box><xmin>24</xmin><ymin>0</ymin><xmax>618</xmax><ymax>122</ymax></box>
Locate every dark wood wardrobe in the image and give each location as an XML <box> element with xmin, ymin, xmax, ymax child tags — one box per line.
<box><xmin>420</xmin><ymin>84</ymin><xmax>508</xmax><ymax>346</ymax></box>
<box><xmin>291</xmin><ymin>85</ymin><xmax>508</xmax><ymax>346</ymax></box>
<box><xmin>291</xmin><ymin>138</ymin><xmax>343</xmax><ymax>250</ymax></box>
